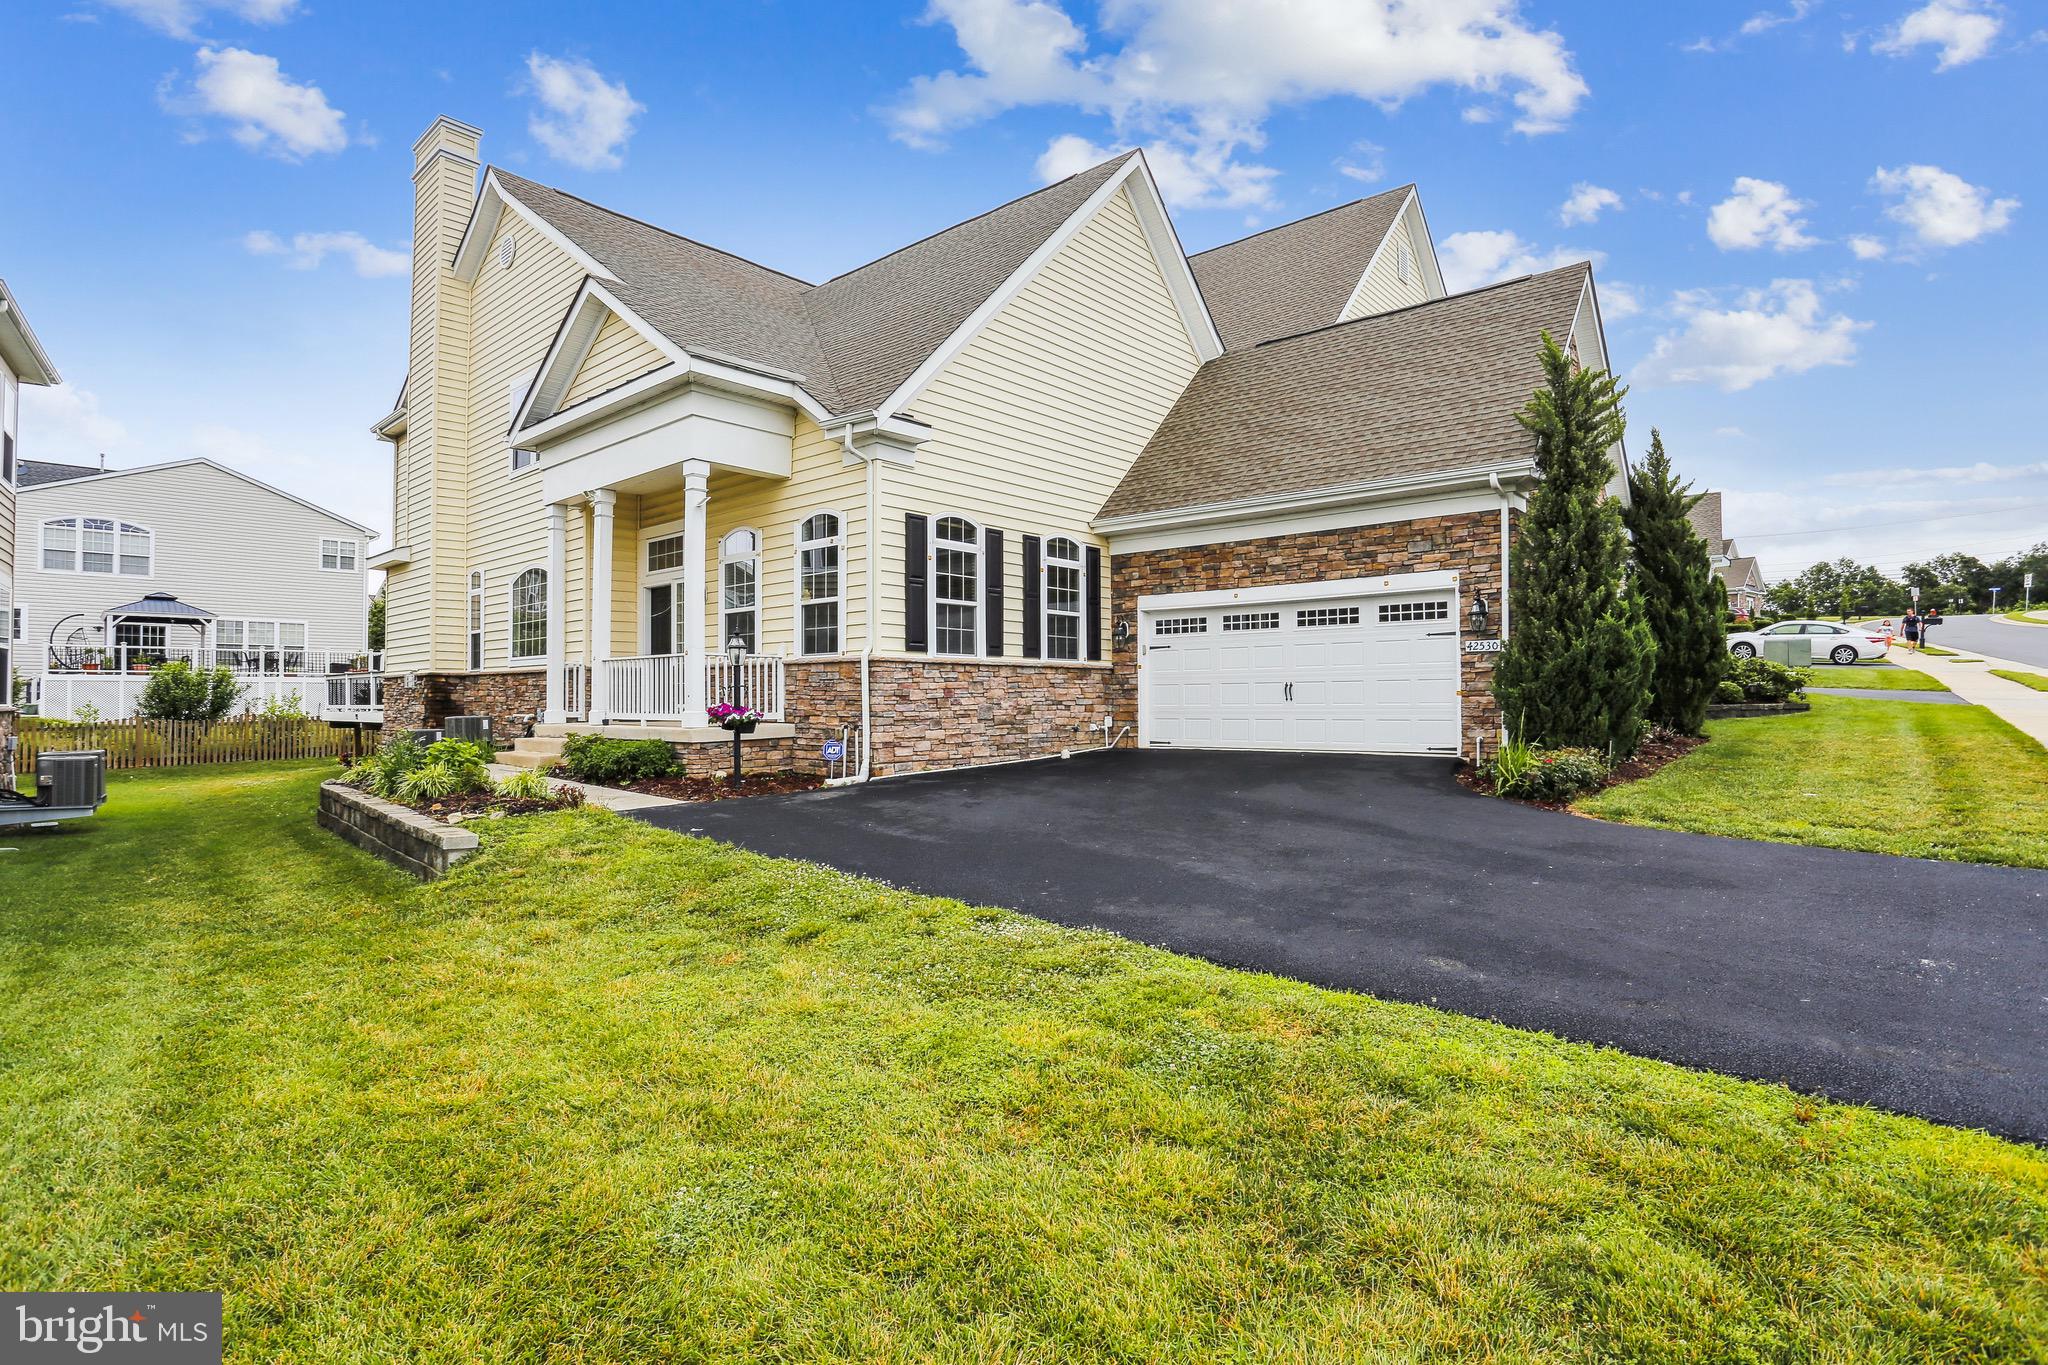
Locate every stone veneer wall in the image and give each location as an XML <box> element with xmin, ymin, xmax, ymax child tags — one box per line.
<box><xmin>0</xmin><ymin>708</ymin><xmax>15</xmax><ymax>783</ymax></box>
<box><xmin>1109</xmin><ymin>510</ymin><xmax>1514</xmax><ymax>744</ymax></box>
<box><xmin>318</xmin><ymin>780</ymin><xmax>480</xmax><ymax>879</ymax></box>
<box><xmin>379</xmin><ymin>670</ymin><xmax>546</xmax><ymax>739</ymax></box>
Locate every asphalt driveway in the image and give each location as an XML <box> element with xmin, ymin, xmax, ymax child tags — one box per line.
<box><xmin>635</xmin><ymin>750</ymin><xmax>2048</xmax><ymax>1143</ymax></box>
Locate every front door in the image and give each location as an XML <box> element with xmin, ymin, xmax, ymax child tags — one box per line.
<box><xmin>645</xmin><ymin>582</ymin><xmax>677</xmax><ymax>656</ymax></box>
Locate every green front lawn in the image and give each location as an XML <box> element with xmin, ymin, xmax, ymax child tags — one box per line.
<box><xmin>1993</xmin><ymin>668</ymin><xmax>2048</xmax><ymax>692</ymax></box>
<box><xmin>1806</xmin><ymin>663</ymin><xmax>1949</xmax><ymax>691</ymax></box>
<box><xmin>3</xmin><ymin>763</ymin><xmax>2045</xmax><ymax>1360</ymax></box>
<box><xmin>1582</xmin><ymin>694</ymin><xmax>2048</xmax><ymax>868</ymax></box>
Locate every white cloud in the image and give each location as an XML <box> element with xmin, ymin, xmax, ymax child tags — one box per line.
<box><xmin>1871</xmin><ymin>163</ymin><xmax>2017</xmax><ymax>248</ymax></box>
<box><xmin>1436</xmin><ymin>229</ymin><xmax>1597</xmax><ymax>293</ymax></box>
<box><xmin>524</xmin><ymin>53</ymin><xmax>644</xmax><ymax>171</ymax></box>
<box><xmin>244</xmin><ymin>229</ymin><xmax>408</xmax><ymax>278</ymax></box>
<box><xmin>1599</xmin><ymin>280</ymin><xmax>1642</xmax><ymax>320</ymax></box>
<box><xmin>892</xmin><ymin>0</ymin><xmax>1589</xmax><ymax>208</ymax></box>
<box><xmin>19</xmin><ymin>384</ymin><xmax>131</xmax><ymax>456</ymax></box>
<box><xmin>100</xmin><ymin>0</ymin><xmax>298</xmax><ymax>39</ymax></box>
<box><xmin>1636</xmin><ymin>279</ymin><xmax>1868</xmax><ymax>391</ymax></box>
<box><xmin>1846</xmin><ymin>233</ymin><xmax>1889</xmax><ymax>260</ymax></box>
<box><xmin>1821</xmin><ymin>459</ymin><xmax>2048</xmax><ymax>486</ymax></box>
<box><xmin>162</xmin><ymin>45</ymin><xmax>346</xmax><ymax>159</ymax></box>
<box><xmin>1558</xmin><ymin>181</ymin><xmax>1622</xmax><ymax>225</ymax></box>
<box><xmin>1741</xmin><ymin>0</ymin><xmax>1818</xmax><ymax>36</ymax></box>
<box><xmin>1336</xmin><ymin>140</ymin><xmax>1385</xmax><ymax>184</ymax></box>
<box><xmin>1036</xmin><ymin>132</ymin><xmax>1277</xmax><ymax>209</ymax></box>
<box><xmin>1714</xmin><ymin>426</ymin><xmax>1747</xmax><ymax>437</ymax></box>
<box><xmin>1873</xmin><ymin>0</ymin><xmax>2004</xmax><ymax>69</ymax></box>
<box><xmin>1706</xmin><ymin>176</ymin><xmax>1819</xmax><ymax>250</ymax></box>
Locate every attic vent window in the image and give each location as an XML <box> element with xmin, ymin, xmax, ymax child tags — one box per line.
<box><xmin>1395</xmin><ymin>241</ymin><xmax>1413</xmax><ymax>284</ymax></box>
<box><xmin>497</xmin><ymin>235</ymin><xmax>516</xmax><ymax>270</ymax></box>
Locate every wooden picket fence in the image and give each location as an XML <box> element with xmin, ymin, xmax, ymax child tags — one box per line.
<box><xmin>17</xmin><ymin>716</ymin><xmax>366</xmax><ymax>771</ymax></box>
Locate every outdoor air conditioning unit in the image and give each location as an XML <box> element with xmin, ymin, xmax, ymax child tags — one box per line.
<box><xmin>408</xmin><ymin>728</ymin><xmax>443</xmax><ymax>746</ymax></box>
<box><xmin>37</xmin><ymin>751</ymin><xmax>108</xmax><ymax>812</ymax></box>
<box><xmin>443</xmin><ymin>715</ymin><xmax>493</xmax><ymax>748</ymax></box>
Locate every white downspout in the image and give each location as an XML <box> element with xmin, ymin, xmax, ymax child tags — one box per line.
<box><xmin>841</xmin><ymin>422</ymin><xmax>877</xmax><ymax>783</ymax></box>
<box><xmin>1488</xmin><ymin>472</ymin><xmax>1511</xmax><ymax>639</ymax></box>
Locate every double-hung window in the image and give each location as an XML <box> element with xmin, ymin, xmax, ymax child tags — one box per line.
<box><xmin>1042</xmin><ymin>536</ymin><xmax>1084</xmax><ymax>661</ymax></box>
<box><xmin>931</xmin><ymin>515</ymin><xmax>980</xmax><ymax>656</ymax></box>
<box><xmin>797</xmin><ymin>513</ymin><xmax>840</xmax><ymax>656</ymax></box>
<box><xmin>41</xmin><ymin>517</ymin><xmax>152</xmax><ymax>576</ymax></box>
<box><xmin>467</xmin><ymin>572</ymin><xmax>484</xmax><ymax>669</ymax></box>
<box><xmin>215</xmin><ymin>619</ymin><xmax>307</xmax><ymax>671</ymax></box>
<box><xmin>510</xmin><ymin>568</ymin><xmax>547</xmax><ymax>662</ymax></box>
<box><xmin>320</xmin><ymin>537</ymin><xmax>359</xmax><ymax>572</ymax></box>
<box><xmin>719</xmin><ymin>529</ymin><xmax>759</xmax><ymax>653</ymax></box>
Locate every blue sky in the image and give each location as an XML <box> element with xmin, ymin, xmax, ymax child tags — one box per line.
<box><xmin>4</xmin><ymin>0</ymin><xmax>2042</xmax><ymax>582</ymax></box>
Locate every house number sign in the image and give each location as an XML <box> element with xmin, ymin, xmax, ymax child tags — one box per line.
<box><xmin>1462</xmin><ymin>639</ymin><xmax>1504</xmax><ymax>654</ymax></box>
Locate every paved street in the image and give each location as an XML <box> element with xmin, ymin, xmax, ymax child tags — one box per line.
<box><xmin>1914</xmin><ymin>613</ymin><xmax>2048</xmax><ymax>667</ymax></box>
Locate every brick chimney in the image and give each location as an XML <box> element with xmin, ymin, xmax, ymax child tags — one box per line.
<box><xmin>397</xmin><ymin>116</ymin><xmax>481</xmax><ymax>673</ymax></box>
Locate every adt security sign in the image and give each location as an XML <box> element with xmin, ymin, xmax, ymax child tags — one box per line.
<box><xmin>821</xmin><ymin>740</ymin><xmax>845</xmax><ymax>763</ymax></box>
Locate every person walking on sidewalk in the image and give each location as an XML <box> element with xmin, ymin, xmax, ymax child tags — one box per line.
<box><xmin>1902</xmin><ymin>608</ymin><xmax>1922</xmax><ymax>652</ymax></box>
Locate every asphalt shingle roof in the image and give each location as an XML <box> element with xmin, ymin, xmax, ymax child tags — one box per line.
<box><xmin>1686</xmin><ymin>489</ymin><xmax>1725</xmax><ymax>545</ymax></box>
<box><xmin>1188</xmin><ymin>187</ymin><xmax>1411</xmax><ymax>351</ymax></box>
<box><xmin>494</xmin><ymin>153</ymin><xmax>1135</xmax><ymax>417</ymax></box>
<box><xmin>17</xmin><ymin>459</ymin><xmax>102</xmax><ymax>487</ymax></box>
<box><xmin>1099</xmin><ymin>264</ymin><xmax>1590</xmax><ymax>521</ymax></box>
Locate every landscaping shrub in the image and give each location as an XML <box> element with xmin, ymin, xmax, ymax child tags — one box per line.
<box><xmin>1624</xmin><ymin>431</ymin><xmax>1728</xmax><ymax>735</ymax></box>
<box><xmin>397</xmin><ymin>739</ymin><xmax>493</xmax><ymax>803</ymax></box>
<box><xmin>495</xmin><ymin>767</ymin><xmax>567</xmax><ymax>801</ymax></box>
<box><xmin>136</xmin><ymin>661</ymin><xmax>243</xmax><ymax>723</ymax></box>
<box><xmin>1484</xmin><ymin>744</ymin><xmax>1611</xmax><ymax>802</ymax></box>
<box><xmin>557</xmin><ymin>734</ymin><xmax>678</xmax><ymax>785</ymax></box>
<box><xmin>1721</xmin><ymin>656</ymin><xmax>1810</xmax><ymax>704</ymax></box>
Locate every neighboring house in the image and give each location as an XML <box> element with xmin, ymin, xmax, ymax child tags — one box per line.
<box><xmin>376</xmin><ymin>116</ymin><xmax>1620</xmax><ymax>776</ymax></box>
<box><xmin>15</xmin><ymin>457</ymin><xmax>375</xmax><ymax>720</ymax></box>
<box><xmin>1688</xmin><ymin>491</ymin><xmax>1767</xmax><ymax>618</ymax></box>
<box><xmin>2</xmin><ymin>278</ymin><xmax>63</xmax><ymax>760</ymax></box>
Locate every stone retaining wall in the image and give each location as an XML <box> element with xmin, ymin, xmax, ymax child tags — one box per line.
<box><xmin>317</xmin><ymin>780</ymin><xmax>479</xmax><ymax>879</ymax></box>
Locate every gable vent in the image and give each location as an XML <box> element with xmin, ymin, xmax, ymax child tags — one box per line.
<box><xmin>496</xmin><ymin>234</ymin><xmax>516</xmax><ymax>270</ymax></box>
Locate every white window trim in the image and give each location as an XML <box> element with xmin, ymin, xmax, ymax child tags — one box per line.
<box><xmin>718</xmin><ymin>527</ymin><xmax>763</xmax><ymax>654</ymax></box>
<box><xmin>1040</xmin><ymin>535</ymin><xmax>1086</xmax><ymax>662</ymax></box>
<box><xmin>467</xmin><ymin>571</ymin><xmax>484</xmax><ymax>670</ymax></box>
<box><xmin>508</xmin><ymin>564</ymin><xmax>548</xmax><ymax>663</ymax></box>
<box><xmin>319</xmin><ymin>536</ymin><xmax>361</xmax><ymax>573</ymax></box>
<box><xmin>928</xmin><ymin>514</ymin><xmax>983</xmax><ymax>658</ymax></box>
<box><xmin>636</xmin><ymin>519</ymin><xmax>687</xmax><ymax>655</ymax></box>
<box><xmin>794</xmin><ymin>509</ymin><xmax>843</xmax><ymax>658</ymax></box>
<box><xmin>38</xmin><ymin>515</ymin><xmax>156</xmax><ymax>578</ymax></box>
<box><xmin>507</xmin><ymin>364</ymin><xmax>543</xmax><ymax>475</ymax></box>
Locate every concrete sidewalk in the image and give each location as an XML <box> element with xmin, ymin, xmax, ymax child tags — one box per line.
<box><xmin>1889</xmin><ymin>646</ymin><xmax>2048</xmax><ymax>747</ymax></box>
<box><xmin>486</xmin><ymin>763</ymin><xmax>681</xmax><ymax>812</ymax></box>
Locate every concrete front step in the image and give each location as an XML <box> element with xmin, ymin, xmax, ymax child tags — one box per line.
<box><xmin>497</xmin><ymin>736</ymin><xmax>566</xmax><ymax>771</ymax></box>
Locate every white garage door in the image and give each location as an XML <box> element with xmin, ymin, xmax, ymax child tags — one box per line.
<box><xmin>1141</xmin><ymin>591</ymin><xmax>1461</xmax><ymax>755</ymax></box>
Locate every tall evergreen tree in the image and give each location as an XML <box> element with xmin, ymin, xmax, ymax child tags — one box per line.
<box><xmin>1623</xmin><ymin>430</ymin><xmax>1728</xmax><ymax>734</ymax></box>
<box><xmin>1492</xmin><ymin>333</ymin><xmax>1656</xmax><ymax>754</ymax></box>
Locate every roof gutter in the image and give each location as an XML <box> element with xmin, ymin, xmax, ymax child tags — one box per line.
<box><xmin>1094</xmin><ymin>460</ymin><xmax>1539</xmax><ymax>538</ymax></box>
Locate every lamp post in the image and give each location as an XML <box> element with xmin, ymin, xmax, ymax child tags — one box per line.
<box><xmin>726</xmin><ymin>634</ymin><xmax>746</xmax><ymax>783</ymax></box>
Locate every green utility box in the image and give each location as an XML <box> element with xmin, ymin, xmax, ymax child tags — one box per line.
<box><xmin>1762</xmin><ymin>637</ymin><xmax>1812</xmax><ymax>666</ymax></box>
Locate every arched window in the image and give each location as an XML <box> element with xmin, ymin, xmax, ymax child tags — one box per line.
<box><xmin>42</xmin><ymin>516</ymin><xmax>152</xmax><ymax>576</ymax></box>
<box><xmin>719</xmin><ymin>528</ymin><xmax>760</xmax><ymax>654</ymax></box>
<box><xmin>510</xmin><ymin>567</ymin><xmax>547</xmax><ymax>662</ymax></box>
<box><xmin>1042</xmin><ymin>536</ymin><xmax>1084</xmax><ymax>661</ymax></box>
<box><xmin>931</xmin><ymin>515</ymin><xmax>980</xmax><ymax>656</ymax></box>
<box><xmin>467</xmin><ymin>571</ymin><xmax>484</xmax><ymax>670</ymax></box>
<box><xmin>796</xmin><ymin>512</ymin><xmax>841</xmax><ymax>656</ymax></box>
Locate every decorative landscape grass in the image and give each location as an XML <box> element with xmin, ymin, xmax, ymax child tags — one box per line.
<box><xmin>1805</xmin><ymin>663</ymin><xmax>1949</xmax><ymax>691</ymax></box>
<box><xmin>1581</xmin><ymin>694</ymin><xmax>2048</xmax><ymax>868</ymax></box>
<box><xmin>1992</xmin><ymin>668</ymin><xmax>2048</xmax><ymax>692</ymax></box>
<box><xmin>3</xmin><ymin>761</ymin><xmax>2045</xmax><ymax>1361</ymax></box>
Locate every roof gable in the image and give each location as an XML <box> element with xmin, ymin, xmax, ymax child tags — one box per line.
<box><xmin>16</xmin><ymin>458</ymin><xmax>375</xmax><ymax>535</ymax></box>
<box><xmin>1190</xmin><ymin>187</ymin><xmax>1418</xmax><ymax>350</ymax></box>
<box><xmin>1687</xmin><ymin>490</ymin><xmax>1725</xmax><ymax>544</ymax></box>
<box><xmin>1100</xmin><ymin>264</ymin><xmax>1592</xmax><ymax>522</ymax></box>
<box><xmin>0</xmin><ymin>278</ymin><xmax>61</xmax><ymax>386</ymax></box>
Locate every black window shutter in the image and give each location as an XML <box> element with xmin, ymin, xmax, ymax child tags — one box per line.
<box><xmin>1021</xmin><ymin>535</ymin><xmax>1042</xmax><ymax>659</ymax></box>
<box><xmin>983</xmin><ymin>527</ymin><xmax>1005</xmax><ymax>656</ymax></box>
<box><xmin>904</xmin><ymin>513</ymin><xmax>928</xmax><ymax>653</ymax></box>
<box><xmin>1085</xmin><ymin>546</ymin><xmax>1103</xmax><ymax>661</ymax></box>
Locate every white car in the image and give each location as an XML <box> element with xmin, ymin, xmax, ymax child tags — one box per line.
<box><xmin>1728</xmin><ymin>619</ymin><xmax>1891</xmax><ymax>665</ymax></box>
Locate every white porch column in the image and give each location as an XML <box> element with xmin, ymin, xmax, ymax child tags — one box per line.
<box><xmin>543</xmin><ymin>502</ymin><xmax>567</xmax><ymax>723</ymax></box>
<box><xmin>588</xmin><ymin>488</ymin><xmax>617</xmax><ymax>723</ymax></box>
<box><xmin>680</xmin><ymin>459</ymin><xmax>710</xmax><ymax>724</ymax></box>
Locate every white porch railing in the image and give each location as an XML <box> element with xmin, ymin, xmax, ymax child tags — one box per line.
<box><xmin>559</xmin><ymin>662</ymin><xmax>588</xmax><ymax>721</ymax></box>
<box><xmin>322</xmin><ymin>672</ymin><xmax>386</xmax><ymax>725</ymax></box>
<box><xmin>52</xmin><ymin>645</ymin><xmax>382</xmax><ymax>677</ymax></box>
<box><xmin>705</xmin><ymin>653</ymin><xmax>786</xmax><ymax>720</ymax></box>
<box><xmin>591</xmin><ymin>652</ymin><xmax>785</xmax><ymax>724</ymax></box>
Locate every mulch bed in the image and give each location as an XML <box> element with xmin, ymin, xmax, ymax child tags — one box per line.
<box><xmin>425</xmin><ymin>789</ymin><xmax>586</xmax><ymax>822</ymax></box>
<box><xmin>590</xmin><ymin>769</ymin><xmax>825</xmax><ymax>802</ymax></box>
<box><xmin>1457</xmin><ymin>729</ymin><xmax>1706</xmax><ymax>810</ymax></box>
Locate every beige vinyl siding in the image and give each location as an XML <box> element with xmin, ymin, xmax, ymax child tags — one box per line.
<box><xmin>634</xmin><ymin>415</ymin><xmax>871</xmax><ymax>659</ymax></box>
<box><xmin>561</xmin><ymin>310</ymin><xmax>669</xmax><ymax>410</ymax></box>
<box><xmin>1339</xmin><ymin>214</ymin><xmax>1430</xmax><ymax>321</ymax></box>
<box><xmin>878</xmin><ymin>185</ymin><xmax>1201</xmax><ymax>656</ymax></box>
<box><xmin>2</xmin><ymin>361</ymin><xmax>19</xmax><ymax>601</ymax></box>
<box><xmin>460</xmin><ymin>211</ymin><xmax>588</xmax><ymax>672</ymax></box>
